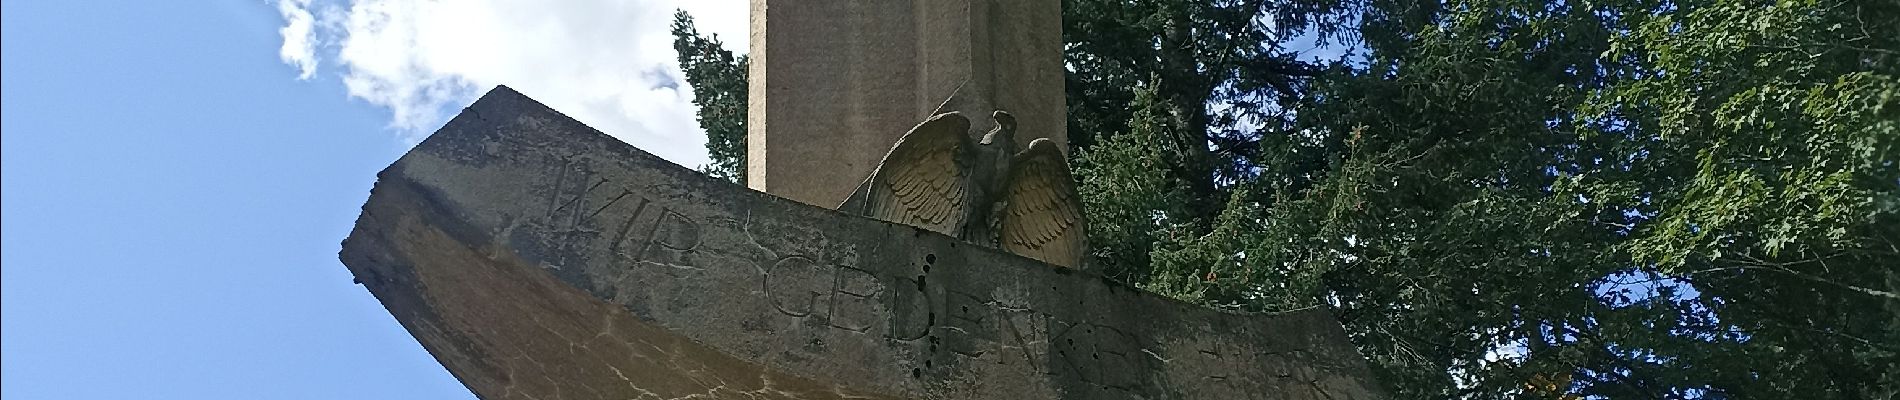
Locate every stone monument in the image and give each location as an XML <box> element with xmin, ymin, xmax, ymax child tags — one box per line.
<box><xmin>747</xmin><ymin>0</ymin><xmax>1066</xmax><ymax>208</ymax></box>
<box><xmin>338</xmin><ymin>0</ymin><xmax>1390</xmax><ymax>397</ymax></box>
<box><xmin>340</xmin><ymin>86</ymin><xmax>1388</xmax><ymax>399</ymax></box>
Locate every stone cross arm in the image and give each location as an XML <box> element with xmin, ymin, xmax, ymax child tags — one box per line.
<box><xmin>338</xmin><ymin>86</ymin><xmax>1389</xmax><ymax>399</ymax></box>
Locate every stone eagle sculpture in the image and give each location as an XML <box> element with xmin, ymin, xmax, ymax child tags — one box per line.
<box><xmin>838</xmin><ymin>110</ymin><xmax>1088</xmax><ymax>269</ymax></box>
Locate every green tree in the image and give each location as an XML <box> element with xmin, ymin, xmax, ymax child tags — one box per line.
<box><xmin>674</xmin><ymin>0</ymin><xmax>1900</xmax><ymax>396</ymax></box>
<box><xmin>1076</xmin><ymin>82</ymin><xmax>1198</xmax><ymax>285</ymax></box>
<box><xmin>1063</xmin><ymin>0</ymin><xmax>1357</xmax><ymax>283</ymax></box>
<box><xmin>670</xmin><ymin>11</ymin><xmax>748</xmax><ymax>184</ymax></box>
<box><xmin>1155</xmin><ymin>0</ymin><xmax>1900</xmax><ymax>397</ymax></box>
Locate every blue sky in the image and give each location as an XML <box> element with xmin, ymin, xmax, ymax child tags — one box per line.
<box><xmin>3</xmin><ymin>1</ymin><xmax>742</xmax><ymax>398</ymax></box>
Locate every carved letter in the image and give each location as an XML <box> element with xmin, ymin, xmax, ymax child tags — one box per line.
<box><xmin>764</xmin><ymin>255</ymin><xmax>829</xmax><ymax>318</ymax></box>
<box><xmin>940</xmin><ymin>288</ymin><xmax>997</xmax><ymax>358</ymax></box>
<box><xmin>632</xmin><ymin>210</ymin><xmax>699</xmax><ymax>268</ymax></box>
<box><xmin>607</xmin><ymin>197</ymin><xmax>657</xmax><ymax>257</ymax></box>
<box><xmin>1046</xmin><ymin>319</ymin><xmax>1096</xmax><ymax>382</ymax></box>
<box><xmin>996</xmin><ymin>307</ymin><xmax>1050</xmax><ymax>372</ymax></box>
<box><xmin>544</xmin><ymin>157</ymin><xmax>611</xmax><ymax>231</ymax></box>
<box><xmin>827</xmin><ymin>265</ymin><xmax>884</xmax><ymax>333</ymax></box>
<box><xmin>886</xmin><ymin>274</ymin><xmax>932</xmax><ymax>342</ymax></box>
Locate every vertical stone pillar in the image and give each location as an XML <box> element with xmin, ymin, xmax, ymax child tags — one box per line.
<box><xmin>747</xmin><ymin>0</ymin><xmax>1065</xmax><ymax>208</ymax></box>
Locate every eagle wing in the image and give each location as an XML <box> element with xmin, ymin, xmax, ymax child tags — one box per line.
<box><xmin>841</xmin><ymin>112</ymin><xmax>976</xmax><ymax>237</ymax></box>
<box><xmin>998</xmin><ymin>138</ymin><xmax>1088</xmax><ymax>269</ymax></box>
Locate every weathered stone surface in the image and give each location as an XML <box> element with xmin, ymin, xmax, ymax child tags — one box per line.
<box><xmin>341</xmin><ymin>86</ymin><xmax>1388</xmax><ymax>399</ymax></box>
<box><xmin>747</xmin><ymin>0</ymin><xmax>1067</xmax><ymax>208</ymax></box>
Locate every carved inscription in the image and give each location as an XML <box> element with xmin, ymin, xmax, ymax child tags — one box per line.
<box><xmin>540</xmin><ymin>157</ymin><xmax>703</xmax><ymax>272</ymax></box>
<box><xmin>887</xmin><ymin>274</ymin><xmax>932</xmax><ymax>342</ymax></box>
<box><xmin>941</xmin><ymin>288</ymin><xmax>997</xmax><ymax>358</ymax></box>
<box><xmin>829</xmin><ymin>266</ymin><xmax>884</xmax><ymax>332</ymax></box>
<box><xmin>635</xmin><ymin>209</ymin><xmax>700</xmax><ymax>268</ymax></box>
<box><xmin>529</xmin><ymin>159</ymin><xmax>1360</xmax><ymax>399</ymax></box>
<box><xmin>765</xmin><ymin>255</ymin><xmax>828</xmax><ymax>318</ymax></box>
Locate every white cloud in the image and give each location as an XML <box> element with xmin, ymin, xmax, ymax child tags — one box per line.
<box><xmin>676</xmin><ymin>1</ymin><xmax>749</xmax><ymax>48</ymax></box>
<box><xmin>273</xmin><ymin>0</ymin><xmax>751</xmax><ymax>168</ymax></box>
<box><xmin>276</xmin><ymin>0</ymin><xmax>318</xmax><ymax>80</ymax></box>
